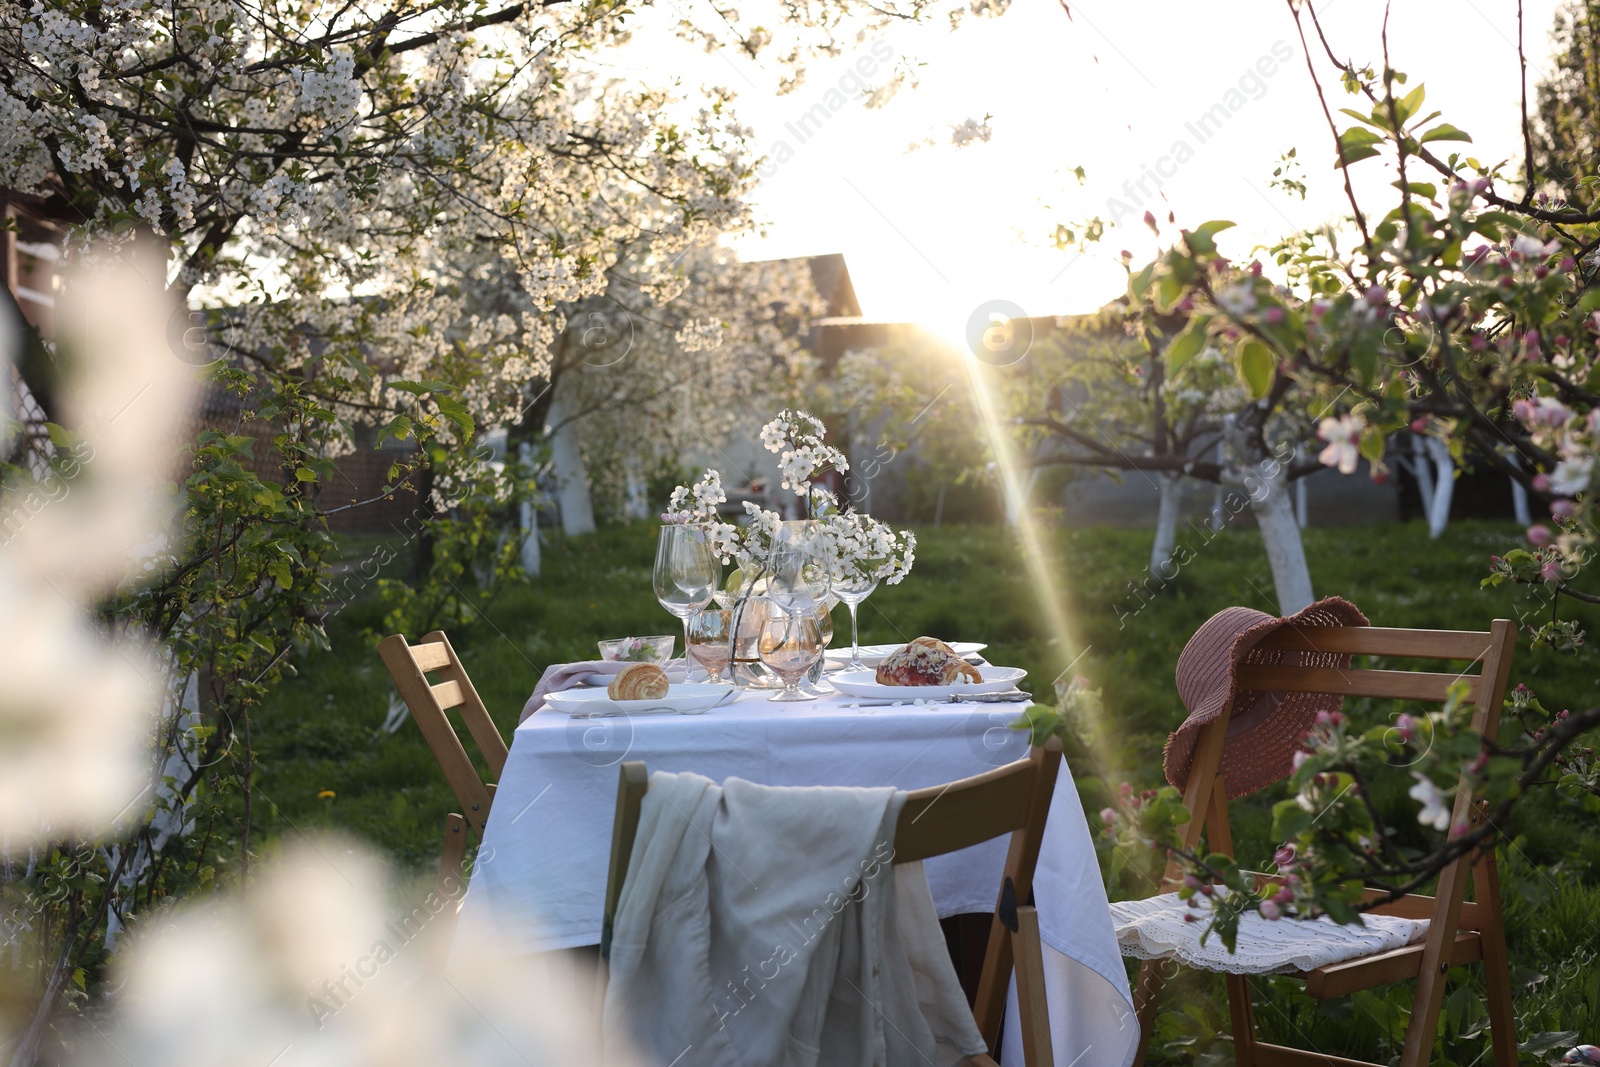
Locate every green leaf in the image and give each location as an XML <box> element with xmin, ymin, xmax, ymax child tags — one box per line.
<box><xmin>1419</xmin><ymin>123</ymin><xmax>1472</xmax><ymax>144</ymax></box>
<box><xmin>1129</xmin><ymin>262</ymin><xmax>1157</xmax><ymax>300</ymax></box>
<box><xmin>1238</xmin><ymin>339</ymin><xmax>1275</xmax><ymax>399</ymax></box>
<box><xmin>434</xmin><ymin>394</ymin><xmax>476</xmax><ymax>441</ymax></box>
<box><xmin>1183</xmin><ymin>220</ymin><xmax>1236</xmax><ymax>256</ymax></box>
<box><xmin>1338</xmin><ymin>107</ymin><xmax>1388</xmax><ymax>131</ymax></box>
<box><xmin>1336</xmin><ymin>126</ymin><xmax>1384</xmax><ymax>167</ymax></box>
<box><xmin>1394</xmin><ymin>83</ymin><xmax>1426</xmax><ymax>125</ymax></box>
<box><xmin>1155</xmin><ymin>273</ymin><xmax>1186</xmax><ymax>313</ymax></box>
<box><xmin>1165</xmin><ymin>316</ymin><xmax>1211</xmax><ymax>374</ymax></box>
<box><xmin>294</xmin><ymin>467</ymin><xmax>316</xmax><ymax>482</ymax></box>
<box><xmin>1358</xmin><ymin>424</ymin><xmax>1385</xmax><ymax>464</ymax></box>
<box><xmin>390</xmin><ymin>379</ymin><xmax>453</xmax><ymax>397</ymax></box>
<box><xmin>1272</xmin><ymin>798</ymin><xmax>1312</xmax><ymax>840</ymax></box>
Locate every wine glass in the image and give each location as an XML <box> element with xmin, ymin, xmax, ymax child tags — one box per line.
<box><xmin>653</xmin><ymin>524</ymin><xmax>720</xmax><ymax>681</ymax></box>
<box><xmin>804</xmin><ymin>596</ymin><xmax>837</xmax><ymax>690</ymax></box>
<box><xmin>833</xmin><ymin>571</ymin><xmax>879</xmax><ymax>672</ymax></box>
<box><xmin>758</xmin><ymin>609</ymin><xmax>823</xmax><ymax>702</ymax></box>
<box><xmin>767</xmin><ymin>520</ymin><xmax>828</xmax><ymax>615</ymax></box>
<box><xmin>687</xmin><ymin>607</ymin><xmax>733</xmax><ymax>684</ymax></box>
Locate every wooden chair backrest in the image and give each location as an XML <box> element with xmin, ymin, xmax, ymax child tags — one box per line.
<box><xmin>377</xmin><ymin>630</ymin><xmax>510</xmax><ymax>833</ymax></box>
<box><xmin>601</xmin><ymin>740</ymin><xmax>1064</xmax><ymax>1054</ymax></box>
<box><xmin>1172</xmin><ymin>621</ymin><xmax>1516</xmax><ymax>864</ymax></box>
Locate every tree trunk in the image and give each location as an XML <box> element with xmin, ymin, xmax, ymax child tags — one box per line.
<box><xmin>1150</xmin><ymin>473</ymin><xmax>1180</xmax><ymax>579</ymax></box>
<box><xmin>1251</xmin><ymin>472</ymin><xmax>1315</xmax><ymax>614</ymax></box>
<box><xmin>1507</xmin><ymin>453</ymin><xmax>1531</xmax><ymax>525</ymax></box>
<box><xmin>1423</xmin><ymin>436</ymin><xmax>1454</xmax><ymax>539</ymax></box>
<box><xmin>547</xmin><ymin>385</ymin><xmax>595</xmax><ymax>537</ymax></box>
<box><xmin>517</xmin><ymin>442</ymin><xmax>541</xmax><ymax>577</ymax></box>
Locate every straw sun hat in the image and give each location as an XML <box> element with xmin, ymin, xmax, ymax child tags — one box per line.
<box><xmin>1163</xmin><ymin>596</ymin><xmax>1370</xmax><ymax>799</ymax></box>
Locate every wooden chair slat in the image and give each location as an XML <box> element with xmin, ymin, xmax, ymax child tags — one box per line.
<box><xmin>1301</xmin><ymin>931</ymin><xmax>1483</xmax><ymax>999</ymax></box>
<box><xmin>422</xmin><ymin>631</ymin><xmax>510</xmax><ymax>779</ymax></box>
<box><xmin>1234</xmin><ymin>664</ymin><xmax>1478</xmax><ymax>703</ymax></box>
<box><xmin>1242</xmin><ymin>874</ymin><xmax>1484</xmax><ymax>927</ymax></box>
<box><xmin>430</xmin><ymin>679</ymin><xmax>466</xmax><ymax>709</ymax></box>
<box><xmin>411</xmin><ymin>642</ymin><xmax>453</xmax><ymax>672</ymax></box>
<box><xmin>1254</xmin><ymin>626</ymin><xmax>1493</xmax><ymax>660</ymax></box>
<box><xmin>1251</xmin><ymin>1042</ymin><xmax>1396</xmax><ymax>1067</ymax></box>
<box><xmin>894</xmin><ymin>759</ymin><xmax>1036</xmax><ymax>862</ymax></box>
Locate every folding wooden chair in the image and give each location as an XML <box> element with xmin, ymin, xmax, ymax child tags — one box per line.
<box><xmin>601</xmin><ymin>739</ymin><xmax>1065</xmax><ymax>1066</ymax></box>
<box><xmin>1128</xmin><ymin>621</ymin><xmax>1518</xmax><ymax>1067</ymax></box>
<box><xmin>377</xmin><ymin>631</ymin><xmax>510</xmax><ymax>907</ymax></box>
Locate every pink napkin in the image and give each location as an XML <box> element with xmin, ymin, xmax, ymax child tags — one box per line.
<box><xmin>519</xmin><ymin>659</ymin><xmax>687</xmax><ymax>722</ymax></box>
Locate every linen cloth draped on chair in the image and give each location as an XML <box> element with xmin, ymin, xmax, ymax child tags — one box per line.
<box><xmin>602</xmin><ymin>771</ymin><xmax>990</xmax><ymax>1067</ymax></box>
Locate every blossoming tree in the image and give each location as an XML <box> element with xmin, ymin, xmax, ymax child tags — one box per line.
<box><xmin>1079</xmin><ymin>1</ymin><xmax>1600</xmax><ymax>975</ymax></box>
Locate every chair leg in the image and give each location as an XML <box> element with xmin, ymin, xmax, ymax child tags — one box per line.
<box><xmin>1131</xmin><ymin>958</ymin><xmax>1166</xmax><ymax>1067</ymax></box>
<box><xmin>1473</xmin><ymin>846</ymin><xmax>1518</xmax><ymax>1066</ymax></box>
<box><xmin>1225</xmin><ymin>973</ymin><xmax>1257</xmax><ymax>1067</ymax></box>
<box><xmin>426</xmin><ymin>814</ymin><xmax>471</xmax><ymax>977</ymax></box>
<box><xmin>1013</xmin><ymin>906</ymin><xmax>1055</xmax><ymax>1067</ymax></box>
<box><xmin>973</xmin><ymin>912</ymin><xmax>1015</xmax><ymax>1050</ymax></box>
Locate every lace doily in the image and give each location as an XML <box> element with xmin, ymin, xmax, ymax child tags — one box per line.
<box><xmin>1109</xmin><ymin>892</ymin><xmax>1430</xmax><ymax>975</ymax></box>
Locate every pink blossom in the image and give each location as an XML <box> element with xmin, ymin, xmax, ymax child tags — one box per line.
<box><xmin>1272</xmin><ymin>885</ymin><xmax>1294</xmax><ymax>905</ymax></box>
<box><xmin>1542</xmin><ymin>558</ymin><xmax>1564</xmax><ymax>582</ymax></box>
<box><xmin>1528</xmin><ymin>524</ymin><xmax>1554</xmax><ymax>546</ymax></box>
<box><xmin>1259</xmin><ymin>899</ymin><xmax>1282</xmax><ymax>921</ymax></box>
<box><xmin>1552</xmin><ymin>499</ymin><xmax>1577</xmax><ymax>520</ymax></box>
<box><xmin>1264</xmin><ymin>306</ymin><xmax>1285</xmax><ymax>325</ymax></box>
<box><xmin>1363</xmin><ymin>284</ymin><xmax>1388</xmax><ymax>308</ymax></box>
<box><xmin>1533</xmin><ymin>473</ymin><xmax>1553</xmax><ymax>493</ymax></box>
<box><xmin>1291</xmin><ymin>750</ymin><xmax>1312</xmax><ymax>770</ymax></box>
<box><xmin>1143</xmin><ymin>210</ymin><xmax>1158</xmax><ymax>233</ymax></box>
<box><xmin>1395</xmin><ymin>713</ymin><xmax>1417</xmax><ymax>743</ymax></box>
<box><xmin>1273</xmin><ymin>844</ymin><xmax>1297</xmax><ymax>869</ymax></box>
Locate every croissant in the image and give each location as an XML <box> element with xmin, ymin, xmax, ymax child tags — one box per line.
<box><xmin>875</xmin><ymin>638</ymin><xmax>981</xmax><ymax>687</ymax></box>
<box><xmin>608</xmin><ymin>662</ymin><xmax>670</xmax><ymax>701</ymax></box>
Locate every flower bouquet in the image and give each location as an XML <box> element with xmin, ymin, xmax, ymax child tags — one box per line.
<box><xmin>663</xmin><ymin>409</ymin><xmax>916</xmax><ymax>685</ymax></box>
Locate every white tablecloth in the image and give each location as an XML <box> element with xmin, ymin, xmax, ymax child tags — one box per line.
<box><xmin>454</xmin><ymin>687</ymin><xmax>1138</xmax><ymax>1067</ymax></box>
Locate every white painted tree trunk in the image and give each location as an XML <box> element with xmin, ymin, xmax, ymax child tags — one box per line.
<box><xmin>623</xmin><ymin>457</ymin><xmax>649</xmax><ymax>522</ymax></box>
<box><xmin>1251</xmin><ymin>472</ymin><xmax>1315</xmax><ymax>614</ymax></box>
<box><xmin>1507</xmin><ymin>453</ymin><xmax>1531</xmax><ymax>525</ymax></box>
<box><xmin>517</xmin><ymin>442</ymin><xmax>541</xmax><ymax>577</ymax></box>
<box><xmin>1151</xmin><ymin>473</ymin><xmax>1180</xmax><ymax>578</ymax></box>
<box><xmin>1294</xmin><ymin>475</ymin><xmax>1309</xmax><ymax>528</ymax></box>
<box><xmin>1423</xmin><ymin>436</ymin><xmax>1454</xmax><ymax>539</ymax></box>
<box><xmin>547</xmin><ymin>387</ymin><xmax>595</xmax><ymax>536</ymax></box>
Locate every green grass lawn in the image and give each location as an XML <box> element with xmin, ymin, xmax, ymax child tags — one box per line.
<box><xmin>251</xmin><ymin>519</ymin><xmax>1600</xmax><ymax>1063</ymax></box>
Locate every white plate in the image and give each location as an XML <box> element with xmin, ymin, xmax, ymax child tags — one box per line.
<box><xmin>580</xmin><ymin>668</ymin><xmax>688</xmax><ymax>687</ymax></box>
<box><xmin>545</xmin><ymin>683</ymin><xmax>732</xmax><ymax>716</ymax></box>
<box><xmin>824</xmin><ymin>641</ymin><xmax>987</xmax><ymax>667</ymax></box>
<box><xmin>829</xmin><ymin>665</ymin><xmax>1026</xmax><ymax>700</ymax></box>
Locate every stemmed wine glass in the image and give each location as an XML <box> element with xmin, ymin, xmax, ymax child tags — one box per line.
<box><xmin>833</xmin><ymin>571</ymin><xmax>879</xmax><ymax>673</ymax></box>
<box><xmin>767</xmin><ymin>520</ymin><xmax>828</xmax><ymax>615</ymax></box>
<box><xmin>653</xmin><ymin>524</ymin><xmax>720</xmax><ymax>682</ymax></box>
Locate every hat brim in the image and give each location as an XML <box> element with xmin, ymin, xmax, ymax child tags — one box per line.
<box><xmin>1163</xmin><ymin>596</ymin><xmax>1369</xmax><ymax>798</ymax></box>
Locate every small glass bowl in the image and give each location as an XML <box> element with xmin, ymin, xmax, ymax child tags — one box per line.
<box><xmin>598</xmin><ymin>635</ymin><xmax>676</xmax><ymax>664</ymax></box>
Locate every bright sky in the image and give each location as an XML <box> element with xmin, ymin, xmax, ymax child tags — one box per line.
<box><xmin>611</xmin><ymin>0</ymin><xmax>1566</xmax><ymax>331</ymax></box>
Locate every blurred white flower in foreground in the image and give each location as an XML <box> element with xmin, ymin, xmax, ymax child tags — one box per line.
<box><xmin>0</xmin><ymin>242</ymin><xmax>196</xmax><ymax>839</ymax></box>
<box><xmin>75</xmin><ymin>839</ymin><xmax>633</xmax><ymax>1067</ymax></box>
